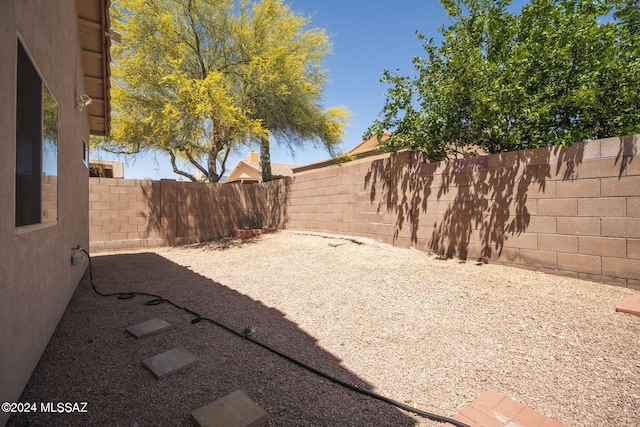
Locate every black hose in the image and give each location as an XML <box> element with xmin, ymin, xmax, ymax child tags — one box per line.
<box><xmin>75</xmin><ymin>246</ymin><xmax>471</xmax><ymax>427</ymax></box>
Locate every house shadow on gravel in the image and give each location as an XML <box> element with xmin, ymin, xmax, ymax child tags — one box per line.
<box><xmin>9</xmin><ymin>251</ymin><xmax>418</xmax><ymax>427</ymax></box>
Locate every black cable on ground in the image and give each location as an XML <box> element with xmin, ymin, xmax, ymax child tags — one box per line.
<box><xmin>75</xmin><ymin>246</ymin><xmax>471</xmax><ymax>427</ymax></box>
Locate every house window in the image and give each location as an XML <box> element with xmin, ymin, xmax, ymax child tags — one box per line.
<box><xmin>89</xmin><ymin>163</ymin><xmax>114</xmax><ymax>178</ymax></box>
<box><xmin>83</xmin><ymin>139</ymin><xmax>88</xmax><ymax>167</ymax></box>
<box><xmin>15</xmin><ymin>40</ymin><xmax>58</xmax><ymax>227</ymax></box>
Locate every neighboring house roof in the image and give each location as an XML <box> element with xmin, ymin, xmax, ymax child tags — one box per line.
<box><xmin>347</xmin><ymin>132</ymin><xmax>391</xmax><ymax>155</ymax></box>
<box><xmin>292</xmin><ymin>133</ymin><xmax>394</xmax><ymax>174</ymax></box>
<box><xmin>76</xmin><ymin>0</ymin><xmax>113</xmax><ymax>136</ymax></box>
<box><xmin>226</xmin><ymin>151</ymin><xmax>297</xmax><ymax>183</ymax></box>
<box><xmin>269</xmin><ymin>162</ymin><xmax>298</xmax><ymax>177</ymax></box>
<box><xmin>347</xmin><ymin>132</ymin><xmax>485</xmax><ymax>159</ymax></box>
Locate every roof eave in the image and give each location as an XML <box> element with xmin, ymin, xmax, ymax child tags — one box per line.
<box><xmin>77</xmin><ymin>0</ymin><xmax>112</xmax><ymax>136</ymax></box>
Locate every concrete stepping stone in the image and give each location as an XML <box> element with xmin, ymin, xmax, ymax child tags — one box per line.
<box><xmin>126</xmin><ymin>318</ymin><xmax>172</xmax><ymax>339</ymax></box>
<box><xmin>191</xmin><ymin>390</ymin><xmax>268</xmax><ymax>427</ymax></box>
<box><xmin>142</xmin><ymin>346</ymin><xmax>199</xmax><ymax>379</ymax></box>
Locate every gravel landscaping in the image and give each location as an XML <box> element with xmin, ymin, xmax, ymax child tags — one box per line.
<box><xmin>9</xmin><ymin>231</ymin><xmax>640</xmax><ymax>426</ymax></box>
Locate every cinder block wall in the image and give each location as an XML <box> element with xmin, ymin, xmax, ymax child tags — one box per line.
<box><xmin>89</xmin><ymin>178</ymin><xmax>289</xmax><ymax>251</ymax></box>
<box><xmin>287</xmin><ymin>135</ymin><xmax>639</xmax><ymax>289</ymax></box>
<box><xmin>89</xmin><ymin>134</ymin><xmax>638</xmax><ymax>289</ymax></box>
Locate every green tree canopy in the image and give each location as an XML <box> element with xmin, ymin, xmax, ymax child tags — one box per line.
<box><xmin>367</xmin><ymin>0</ymin><xmax>640</xmax><ymax>161</ymax></box>
<box><xmin>96</xmin><ymin>0</ymin><xmax>349</xmax><ymax>182</ymax></box>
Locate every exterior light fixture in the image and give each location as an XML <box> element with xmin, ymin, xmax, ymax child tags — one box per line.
<box><xmin>75</xmin><ymin>94</ymin><xmax>92</xmax><ymax>111</ymax></box>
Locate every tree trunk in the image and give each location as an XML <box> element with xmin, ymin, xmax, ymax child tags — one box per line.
<box><xmin>206</xmin><ymin>125</ymin><xmax>225</xmax><ymax>183</ymax></box>
<box><xmin>260</xmin><ymin>135</ymin><xmax>272</xmax><ymax>182</ymax></box>
<box><xmin>207</xmin><ymin>150</ymin><xmax>219</xmax><ymax>182</ymax></box>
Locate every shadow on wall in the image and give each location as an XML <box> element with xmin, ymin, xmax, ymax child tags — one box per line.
<box><xmin>11</xmin><ymin>251</ymin><xmax>415</xmax><ymax>426</ymax></box>
<box><xmin>364</xmin><ymin>152</ymin><xmax>435</xmax><ymax>245</ymax></box>
<box><xmin>260</xmin><ymin>177</ymin><xmax>291</xmax><ymax>228</ymax></box>
<box><xmin>365</xmin><ymin>136</ymin><xmax>636</xmax><ymax>261</ymax></box>
<box><xmin>614</xmin><ymin>135</ymin><xmax>638</xmax><ymax>178</ymax></box>
<box><xmin>140</xmin><ymin>179</ymin><xmax>290</xmax><ymax>245</ymax></box>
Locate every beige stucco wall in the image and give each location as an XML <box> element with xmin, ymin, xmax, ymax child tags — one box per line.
<box><xmin>89</xmin><ymin>159</ymin><xmax>125</xmax><ymax>178</ymax></box>
<box><xmin>0</xmin><ymin>1</ymin><xmax>91</xmax><ymax>424</ymax></box>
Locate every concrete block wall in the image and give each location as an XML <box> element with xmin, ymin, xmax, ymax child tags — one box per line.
<box><xmin>287</xmin><ymin>135</ymin><xmax>640</xmax><ymax>289</ymax></box>
<box><xmin>288</xmin><ymin>154</ymin><xmax>397</xmax><ymax>243</ymax></box>
<box><xmin>89</xmin><ymin>178</ymin><xmax>289</xmax><ymax>251</ymax></box>
<box><xmin>42</xmin><ymin>175</ymin><xmax>58</xmax><ymax>223</ymax></box>
<box><xmin>89</xmin><ymin>134</ymin><xmax>638</xmax><ymax>288</ymax></box>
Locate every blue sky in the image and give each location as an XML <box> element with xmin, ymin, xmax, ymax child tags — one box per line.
<box><xmin>94</xmin><ymin>0</ymin><xmax>528</xmax><ymax>180</ymax></box>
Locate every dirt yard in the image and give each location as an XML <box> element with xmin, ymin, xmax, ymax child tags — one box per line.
<box><xmin>9</xmin><ymin>231</ymin><xmax>640</xmax><ymax>426</ymax></box>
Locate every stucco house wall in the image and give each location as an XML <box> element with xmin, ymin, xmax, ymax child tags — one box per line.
<box><xmin>0</xmin><ymin>1</ymin><xmax>108</xmax><ymax>424</ymax></box>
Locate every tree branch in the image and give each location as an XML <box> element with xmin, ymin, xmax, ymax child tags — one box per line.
<box><xmin>186</xmin><ymin>0</ymin><xmax>208</xmax><ymax>79</ymax></box>
<box><xmin>167</xmin><ymin>149</ymin><xmax>197</xmax><ymax>181</ymax></box>
<box><xmin>184</xmin><ymin>148</ymin><xmax>209</xmax><ymax>177</ymax></box>
<box><xmin>219</xmin><ymin>145</ymin><xmax>231</xmax><ymax>178</ymax></box>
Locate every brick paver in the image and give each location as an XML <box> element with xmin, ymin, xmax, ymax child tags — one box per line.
<box><xmin>616</xmin><ymin>293</ymin><xmax>640</xmax><ymax>317</ymax></box>
<box><xmin>445</xmin><ymin>390</ymin><xmax>568</xmax><ymax>427</ymax></box>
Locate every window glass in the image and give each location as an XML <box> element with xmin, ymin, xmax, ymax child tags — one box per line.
<box><xmin>42</xmin><ymin>84</ymin><xmax>58</xmax><ymax>223</ymax></box>
<box><xmin>15</xmin><ymin>41</ymin><xmax>58</xmax><ymax>227</ymax></box>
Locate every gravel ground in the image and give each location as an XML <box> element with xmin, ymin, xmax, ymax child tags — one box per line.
<box><xmin>9</xmin><ymin>231</ymin><xmax>640</xmax><ymax>427</ymax></box>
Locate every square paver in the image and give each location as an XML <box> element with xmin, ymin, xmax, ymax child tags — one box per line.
<box><xmin>126</xmin><ymin>318</ymin><xmax>172</xmax><ymax>338</ymax></box>
<box><xmin>142</xmin><ymin>346</ymin><xmax>199</xmax><ymax>379</ymax></box>
<box><xmin>191</xmin><ymin>390</ymin><xmax>268</xmax><ymax>427</ymax></box>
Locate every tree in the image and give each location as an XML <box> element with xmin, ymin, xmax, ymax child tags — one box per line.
<box><xmin>96</xmin><ymin>0</ymin><xmax>349</xmax><ymax>182</ymax></box>
<box><xmin>234</xmin><ymin>0</ymin><xmax>350</xmax><ymax>181</ymax></box>
<box><xmin>366</xmin><ymin>0</ymin><xmax>640</xmax><ymax>161</ymax></box>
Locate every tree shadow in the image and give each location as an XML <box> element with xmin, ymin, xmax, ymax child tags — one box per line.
<box><xmin>140</xmin><ymin>178</ymin><xmax>291</xmax><ymax>245</ymax></box>
<box><xmin>363</xmin><ymin>136</ymin><xmax>635</xmax><ymax>262</ymax></box>
<box><xmin>364</xmin><ymin>152</ymin><xmax>434</xmax><ymax>245</ymax></box>
<box><xmin>614</xmin><ymin>134</ymin><xmax>637</xmax><ymax>178</ymax></box>
<box><xmin>10</xmin><ymin>251</ymin><xmax>416</xmax><ymax>426</ymax></box>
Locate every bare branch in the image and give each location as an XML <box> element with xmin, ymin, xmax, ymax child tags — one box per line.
<box><xmin>184</xmin><ymin>149</ymin><xmax>209</xmax><ymax>177</ymax></box>
<box><xmin>167</xmin><ymin>150</ymin><xmax>197</xmax><ymax>182</ymax></box>
<box><xmin>219</xmin><ymin>145</ymin><xmax>231</xmax><ymax>178</ymax></box>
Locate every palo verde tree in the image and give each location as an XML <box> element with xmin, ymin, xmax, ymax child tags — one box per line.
<box><xmin>97</xmin><ymin>0</ymin><xmax>349</xmax><ymax>182</ymax></box>
<box><xmin>367</xmin><ymin>0</ymin><xmax>640</xmax><ymax>160</ymax></box>
<box><xmin>234</xmin><ymin>0</ymin><xmax>350</xmax><ymax>181</ymax></box>
<box><xmin>98</xmin><ymin>0</ymin><xmax>262</xmax><ymax>182</ymax></box>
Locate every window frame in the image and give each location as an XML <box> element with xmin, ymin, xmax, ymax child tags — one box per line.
<box><xmin>15</xmin><ymin>38</ymin><xmax>59</xmax><ymax>229</ymax></box>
